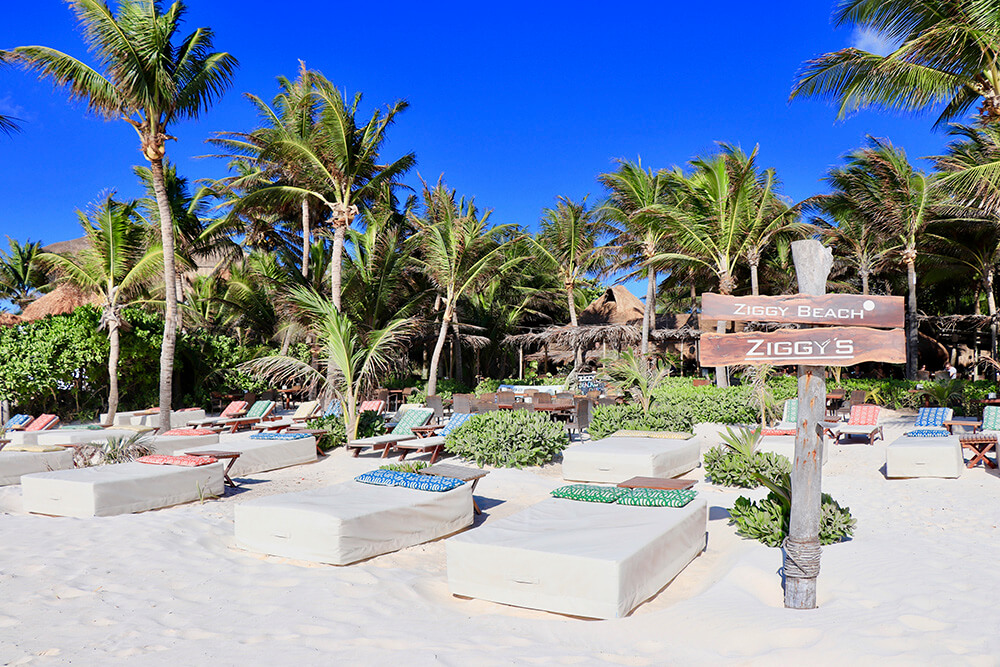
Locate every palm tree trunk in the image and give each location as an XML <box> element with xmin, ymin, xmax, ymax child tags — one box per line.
<box><xmin>641</xmin><ymin>269</ymin><xmax>655</xmax><ymax>355</ymax></box>
<box><xmin>151</xmin><ymin>157</ymin><xmax>178</xmax><ymax>433</ymax></box>
<box><xmin>105</xmin><ymin>319</ymin><xmax>120</xmax><ymax>426</ymax></box>
<box><xmin>861</xmin><ymin>269</ymin><xmax>870</xmax><ymax>296</ymax></box>
<box><xmin>453</xmin><ymin>312</ymin><xmax>464</xmax><ymax>386</ymax></box>
<box><xmin>567</xmin><ymin>282</ymin><xmax>582</xmax><ymax>366</ymax></box>
<box><xmin>750</xmin><ymin>262</ymin><xmax>760</xmax><ymax>296</ymax></box>
<box><xmin>906</xmin><ymin>258</ymin><xmax>918</xmax><ymax>380</ymax></box>
<box><xmin>988</xmin><ymin>269</ymin><xmax>997</xmax><ymax>370</ymax></box>
<box><xmin>301</xmin><ymin>199</ymin><xmax>311</xmax><ymax>279</ymax></box>
<box><xmin>330</xmin><ymin>223</ymin><xmax>345</xmax><ymax>312</ymax></box>
<box><xmin>427</xmin><ymin>305</ymin><xmax>452</xmax><ymax>396</ymax></box>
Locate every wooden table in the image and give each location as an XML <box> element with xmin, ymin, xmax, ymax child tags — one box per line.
<box><xmin>958</xmin><ymin>434</ymin><xmax>998</xmax><ymax>469</ymax></box>
<box><xmin>943</xmin><ymin>419</ymin><xmax>982</xmax><ymax>434</ymax></box>
<box><xmin>617</xmin><ymin>476</ymin><xmax>697</xmax><ymax>490</ymax></box>
<box><xmin>185</xmin><ymin>450</ymin><xmax>242</xmax><ymax>487</ymax></box>
<box><xmin>419</xmin><ymin>463</ymin><xmax>489</xmax><ymax>514</ymax></box>
<box><xmin>277</xmin><ymin>388</ymin><xmax>300</xmax><ymax>410</ymax></box>
<box><xmin>533</xmin><ymin>403</ymin><xmax>574</xmax><ymax>412</ymax></box>
<box><xmin>0</xmin><ymin>439</ymin><xmax>8</xmax><ymax>451</ymax></box>
<box><xmin>285</xmin><ymin>428</ymin><xmax>330</xmax><ymax>455</ymax></box>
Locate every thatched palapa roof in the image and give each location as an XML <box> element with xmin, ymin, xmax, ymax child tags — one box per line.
<box><xmin>578</xmin><ymin>285</ymin><xmax>645</xmax><ymax>325</ymax></box>
<box><xmin>0</xmin><ymin>312</ymin><xmax>23</xmax><ymax>327</ymax></box>
<box><xmin>19</xmin><ymin>284</ymin><xmax>101</xmax><ymax>322</ymax></box>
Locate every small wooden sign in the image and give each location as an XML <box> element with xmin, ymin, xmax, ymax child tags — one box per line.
<box><xmin>699</xmin><ymin>327</ymin><xmax>905</xmax><ymax>366</ymax></box>
<box><xmin>702</xmin><ymin>293</ymin><xmax>904</xmax><ymax>328</ymax></box>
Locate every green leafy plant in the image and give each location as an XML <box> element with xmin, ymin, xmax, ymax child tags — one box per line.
<box><xmin>601</xmin><ymin>350</ymin><xmax>670</xmax><ymax>415</ymax></box>
<box><xmin>728</xmin><ymin>473</ymin><xmax>856</xmax><ymax>547</ymax></box>
<box><xmin>379</xmin><ymin>461</ymin><xmax>428</xmax><ymax>473</ymax></box>
<box><xmin>406</xmin><ymin>378</ymin><xmax>472</xmax><ymax>404</ymax></box>
<box><xmin>588</xmin><ymin>403</ymin><xmax>694</xmax><ymax>440</ymax></box>
<box><xmin>704</xmin><ymin>425</ymin><xmax>791</xmax><ymax>488</ymax></box>
<box><xmin>306</xmin><ymin>410</ymin><xmax>383</xmax><ymax>451</ymax></box>
<box><xmin>917</xmin><ymin>379</ymin><xmax>964</xmax><ymax>408</ymax></box>
<box><xmin>100</xmin><ymin>432</ymin><xmax>155</xmax><ymax>464</ymax></box>
<box><xmin>739</xmin><ymin>364</ymin><xmax>777</xmax><ymax>427</ymax></box>
<box><xmin>445</xmin><ymin>410</ymin><xmax>568</xmax><ymax>468</ymax></box>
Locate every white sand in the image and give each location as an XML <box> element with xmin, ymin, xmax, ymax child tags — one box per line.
<box><xmin>1</xmin><ymin>411</ymin><xmax>998</xmax><ymax>664</ymax></box>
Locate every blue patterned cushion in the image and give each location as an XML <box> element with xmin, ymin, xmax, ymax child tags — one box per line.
<box><xmin>616</xmin><ymin>488</ymin><xmax>698</xmax><ymax>507</ymax></box>
<box><xmin>324</xmin><ymin>400</ymin><xmax>342</xmax><ymax>417</ymax></box>
<box><xmin>440</xmin><ymin>413</ymin><xmax>473</xmax><ymax>436</ymax></box>
<box><xmin>354</xmin><ymin>469</ymin><xmax>465</xmax><ymax>492</ymax></box>
<box><xmin>905</xmin><ymin>429</ymin><xmax>951</xmax><ymax>438</ymax></box>
<box><xmin>914</xmin><ymin>407</ymin><xmax>952</xmax><ymax>427</ymax></box>
<box><xmin>3</xmin><ymin>414</ymin><xmax>31</xmax><ymax>430</ymax></box>
<box><xmin>249</xmin><ymin>432</ymin><xmax>309</xmax><ymax>440</ymax></box>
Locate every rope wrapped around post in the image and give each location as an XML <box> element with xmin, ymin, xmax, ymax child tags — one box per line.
<box><xmin>783</xmin><ymin>537</ymin><xmax>821</xmax><ymax>579</ymax></box>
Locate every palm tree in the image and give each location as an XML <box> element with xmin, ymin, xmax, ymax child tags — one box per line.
<box><xmin>599</xmin><ymin>159</ymin><xmax>676</xmax><ymax>355</ymax></box>
<box><xmin>37</xmin><ymin>196</ymin><xmax>163</xmax><ymax>424</ymax></box>
<box><xmin>825</xmin><ymin>137</ymin><xmax>938</xmax><ymax>378</ymax></box>
<box><xmin>4</xmin><ymin>0</ymin><xmax>238</xmax><ymax>431</ymax></box>
<box><xmin>0</xmin><ymin>238</ymin><xmax>47</xmax><ymax>310</ymax></box>
<box><xmin>811</xmin><ymin>207</ymin><xmax>891</xmax><ymax>296</ymax></box>
<box><xmin>243</xmin><ymin>286</ymin><xmax>415</xmax><ymax>440</ymax></box>
<box><xmin>223</xmin><ymin>74</ymin><xmax>414</xmax><ymax>312</ymax></box>
<box><xmin>0</xmin><ymin>54</ymin><xmax>21</xmax><ymax>136</ymax></box>
<box><xmin>532</xmin><ymin>196</ymin><xmax>610</xmax><ymax>327</ymax></box>
<box><xmin>790</xmin><ymin>0</ymin><xmax>1000</xmax><ymax>127</ymax></box>
<box><xmin>411</xmin><ymin>182</ymin><xmax>521</xmax><ymax>396</ymax></box>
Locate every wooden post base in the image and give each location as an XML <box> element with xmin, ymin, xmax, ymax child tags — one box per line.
<box><xmin>784</xmin><ymin>576</ymin><xmax>817</xmax><ymax>610</ymax></box>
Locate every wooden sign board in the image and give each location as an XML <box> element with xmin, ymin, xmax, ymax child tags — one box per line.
<box><xmin>702</xmin><ymin>293</ymin><xmax>904</xmax><ymax>328</ymax></box>
<box><xmin>699</xmin><ymin>327</ymin><xmax>905</xmax><ymax>367</ymax></box>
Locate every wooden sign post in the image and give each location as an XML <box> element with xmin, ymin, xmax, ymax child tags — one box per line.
<box><xmin>697</xmin><ymin>240</ymin><xmax>904</xmax><ymax>610</ymax></box>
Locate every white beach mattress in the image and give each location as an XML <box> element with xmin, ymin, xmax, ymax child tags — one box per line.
<box><xmin>0</xmin><ymin>449</ymin><xmax>75</xmax><ymax>486</ymax></box>
<box><xmin>447</xmin><ymin>496</ymin><xmax>708</xmax><ymax>619</ymax></box>
<box><xmin>561</xmin><ymin>436</ymin><xmax>701</xmax><ymax>483</ymax></box>
<box><xmin>33</xmin><ymin>429</ymin><xmax>138</xmax><ymax>446</ymax></box>
<box><xmin>758</xmin><ymin>435</ymin><xmax>829</xmax><ymax>464</ymax></box>
<box><xmin>235</xmin><ymin>480</ymin><xmax>473</xmax><ymax>565</ymax></box>
<box><xmin>131</xmin><ymin>409</ymin><xmax>206</xmax><ymax>429</ymax></box>
<box><xmin>21</xmin><ymin>461</ymin><xmax>224</xmax><ymax>517</ymax></box>
<box><xmin>886</xmin><ymin>435</ymin><xmax>963</xmax><ymax>479</ymax></box>
<box><xmin>147</xmin><ymin>433</ymin><xmax>219</xmax><ymax>455</ymax></box>
<box><xmin>181</xmin><ymin>435</ymin><xmax>317</xmax><ymax>476</ymax></box>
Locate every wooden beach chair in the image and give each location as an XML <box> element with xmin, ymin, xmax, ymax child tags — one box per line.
<box><xmin>345</xmin><ymin>407</ymin><xmax>434</xmax><ymax>458</ymax></box>
<box><xmin>213</xmin><ymin>400</ymin><xmax>276</xmax><ymax>433</ymax></box>
<box><xmin>187</xmin><ymin>401</ymin><xmax>247</xmax><ymax>428</ymax></box>
<box><xmin>392</xmin><ymin>412</ymin><xmax>474</xmax><ymax>463</ymax></box>
<box><xmin>826</xmin><ymin>404</ymin><xmax>883</xmax><ymax>445</ymax></box>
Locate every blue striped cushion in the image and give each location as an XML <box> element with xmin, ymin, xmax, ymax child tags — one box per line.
<box><xmin>905</xmin><ymin>429</ymin><xmax>951</xmax><ymax>438</ymax></box>
<box><xmin>914</xmin><ymin>407</ymin><xmax>952</xmax><ymax>427</ymax></box>
<box><xmin>249</xmin><ymin>432</ymin><xmax>309</xmax><ymax>440</ymax></box>
<box><xmin>440</xmin><ymin>413</ymin><xmax>473</xmax><ymax>436</ymax></box>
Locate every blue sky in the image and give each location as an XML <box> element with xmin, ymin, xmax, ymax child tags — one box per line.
<box><xmin>0</xmin><ymin>1</ymin><xmax>960</xmax><ymax>296</ymax></box>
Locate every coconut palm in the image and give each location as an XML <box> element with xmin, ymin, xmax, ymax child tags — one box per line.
<box><xmin>826</xmin><ymin>137</ymin><xmax>939</xmax><ymax>378</ymax></box>
<box><xmin>0</xmin><ymin>238</ymin><xmax>47</xmax><ymax>310</ymax></box>
<box><xmin>790</xmin><ymin>0</ymin><xmax>1000</xmax><ymax>127</ymax></box>
<box><xmin>223</xmin><ymin>74</ymin><xmax>414</xmax><ymax>312</ymax></box>
<box><xmin>411</xmin><ymin>182</ymin><xmax>522</xmax><ymax>396</ymax></box>
<box><xmin>599</xmin><ymin>159</ymin><xmax>677</xmax><ymax>355</ymax></box>
<box><xmin>4</xmin><ymin>0</ymin><xmax>238</xmax><ymax>431</ymax></box>
<box><xmin>0</xmin><ymin>54</ymin><xmax>21</xmax><ymax>136</ymax></box>
<box><xmin>811</xmin><ymin>206</ymin><xmax>891</xmax><ymax>296</ymax></box>
<box><xmin>243</xmin><ymin>286</ymin><xmax>415</xmax><ymax>440</ymax></box>
<box><xmin>36</xmin><ymin>196</ymin><xmax>163</xmax><ymax>424</ymax></box>
<box><xmin>532</xmin><ymin>196</ymin><xmax>611</xmax><ymax>327</ymax></box>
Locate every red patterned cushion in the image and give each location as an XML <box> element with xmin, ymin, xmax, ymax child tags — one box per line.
<box><xmin>178</xmin><ymin>407</ymin><xmax>201</xmax><ymax>412</ymax></box>
<box><xmin>25</xmin><ymin>414</ymin><xmax>58</xmax><ymax>431</ymax></box>
<box><xmin>762</xmin><ymin>428</ymin><xmax>797</xmax><ymax>436</ymax></box>
<box><xmin>136</xmin><ymin>455</ymin><xmax>217</xmax><ymax>467</ymax></box>
<box><xmin>163</xmin><ymin>428</ymin><xmax>215</xmax><ymax>436</ymax></box>
<box><xmin>221</xmin><ymin>401</ymin><xmax>248</xmax><ymax>417</ymax></box>
<box><xmin>848</xmin><ymin>404</ymin><xmax>880</xmax><ymax>426</ymax></box>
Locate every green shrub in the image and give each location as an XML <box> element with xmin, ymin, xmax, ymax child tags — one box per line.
<box><xmin>306</xmin><ymin>410</ymin><xmax>383</xmax><ymax>451</ymax></box>
<box><xmin>588</xmin><ymin>403</ymin><xmax>694</xmax><ymax>440</ymax></box>
<box><xmin>473</xmin><ymin>376</ymin><xmax>563</xmax><ymax>396</ymax></box>
<box><xmin>379</xmin><ymin>461</ymin><xmax>428</xmax><ymax>473</ymax></box>
<box><xmin>406</xmin><ymin>378</ymin><xmax>472</xmax><ymax>404</ymax></box>
<box><xmin>445</xmin><ymin>410</ymin><xmax>568</xmax><ymax>468</ymax></box>
<box><xmin>704</xmin><ymin>447</ymin><xmax>792</xmax><ymax>488</ymax></box>
<box><xmin>729</xmin><ymin>492</ymin><xmax>856</xmax><ymax>548</ymax></box>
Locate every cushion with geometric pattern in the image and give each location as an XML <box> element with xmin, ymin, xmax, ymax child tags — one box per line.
<box><xmin>244</xmin><ymin>400</ymin><xmax>275</xmax><ymax>419</ymax></box>
<box><xmin>782</xmin><ymin>399</ymin><xmax>798</xmax><ymax>424</ymax></box>
<box><xmin>905</xmin><ymin>429</ymin><xmax>951</xmax><ymax>438</ymax></box>
<box><xmin>440</xmin><ymin>412</ymin><xmax>473</xmax><ymax>436</ymax></box>
<box><xmin>914</xmin><ymin>407</ymin><xmax>953</xmax><ymax>427</ymax></box>
<box><xmin>551</xmin><ymin>484</ymin><xmax>628</xmax><ymax>503</ymax></box>
<box><xmin>358</xmin><ymin>400</ymin><xmax>386</xmax><ymax>414</ymax></box>
<box><xmin>136</xmin><ymin>455</ymin><xmax>218</xmax><ymax>467</ymax></box>
<box><xmin>847</xmin><ymin>404</ymin><xmax>880</xmax><ymax>426</ymax></box>
<box><xmin>163</xmin><ymin>428</ymin><xmax>216</xmax><ymax>436</ymax></box>
<box><xmin>981</xmin><ymin>406</ymin><xmax>1000</xmax><ymax>431</ymax></box>
<box><xmin>616</xmin><ymin>488</ymin><xmax>698</xmax><ymax>507</ymax></box>
<box><xmin>611</xmin><ymin>430</ymin><xmax>693</xmax><ymax>439</ymax></box>
<box><xmin>354</xmin><ymin>469</ymin><xmax>464</xmax><ymax>492</ymax></box>
<box><xmin>390</xmin><ymin>408</ymin><xmax>434</xmax><ymax>436</ymax></box>
<box><xmin>761</xmin><ymin>428</ymin><xmax>797</xmax><ymax>436</ymax></box>
<box><xmin>249</xmin><ymin>432</ymin><xmax>309</xmax><ymax>440</ymax></box>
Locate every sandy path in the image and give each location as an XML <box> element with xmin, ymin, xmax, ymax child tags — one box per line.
<box><xmin>1</xmin><ymin>411</ymin><xmax>998</xmax><ymax>664</ymax></box>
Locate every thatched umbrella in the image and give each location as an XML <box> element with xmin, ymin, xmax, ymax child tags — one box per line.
<box><xmin>0</xmin><ymin>312</ymin><xmax>22</xmax><ymax>327</ymax></box>
<box><xmin>19</xmin><ymin>283</ymin><xmax>101</xmax><ymax>322</ymax></box>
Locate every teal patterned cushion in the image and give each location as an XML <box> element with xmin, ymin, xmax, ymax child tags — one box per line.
<box><xmin>245</xmin><ymin>401</ymin><xmax>274</xmax><ymax>419</ymax></box>
<box><xmin>982</xmin><ymin>406</ymin><xmax>1000</xmax><ymax>431</ymax></box>
<box><xmin>783</xmin><ymin>399</ymin><xmax>798</xmax><ymax>424</ymax></box>
<box><xmin>551</xmin><ymin>484</ymin><xmax>627</xmax><ymax>503</ymax></box>
<box><xmin>905</xmin><ymin>429</ymin><xmax>951</xmax><ymax>438</ymax></box>
<box><xmin>616</xmin><ymin>488</ymin><xmax>698</xmax><ymax>507</ymax></box>
<box><xmin>390</xmin><ymin>408</ymin><xmax>434</xmax><ymax>436</ymax></box>
<box><xmin>354</xmin><ymin>469</ymin><xmax>464</xmax><ymax>492</ymax></box>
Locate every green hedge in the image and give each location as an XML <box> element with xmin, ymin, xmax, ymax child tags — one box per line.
<box><xmin>306</xmin><ymin>411</ymin><xmax>384</xmax><ymax>451</ymax></box>
<box><xmin>473</xmin><ymin>376</ymin><xmax>564</xmax><ymax>396</ymax></box>
<box><xmin>445</xmin><ymin>410</ymin><xmax>568</xmax><ymax>467</ymax></box>
<box><xmin>405</xmin><ymin>378</ymin><xmax>472</xmax><ymax>404</ymax></box>
<box><xmin>589</xmin><ymin>404</ymin><xmax>695</xmax><ymax>440</ymax></box>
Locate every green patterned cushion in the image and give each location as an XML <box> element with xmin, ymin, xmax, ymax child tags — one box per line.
<box><xmin>390</xmin><ymin>408</ymin><xmax>434</xmax><ymax>436</ymax></box>
<box><xmin>983</xmin><ymin>406</ymin><xmax>1000</xmax><ymax>431</ymax></box>
<box><xmin>782</xmin><ymin>399</ymin><xmax>798</xmax><ymax>424</ymax></box>
<box><xmin>551</xmin><ymin>484</ymin><xmax>627</xmax><ymax>503</ymax></box>
<box><xmin>246</xmin><ymin>400</ymin><xmax>274</xmax><ymax>419</ymax></box>
<box><xmin>616</xmin><ymin>488</ymin><xmax>698</xmax><ymax>507</ymax></box>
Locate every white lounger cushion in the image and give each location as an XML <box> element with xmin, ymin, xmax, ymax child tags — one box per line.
<box><xmin>183</xmin><ymin>435</ymin><xmax>317</xmax><ymax>476</ymax></box>
<box><xmin>886</xmin><ymin>435</ymin><xmax>963</xmax><ymax>479</ymax></box>
<box><xmin>21</xmin><ymin>461</ymin><xmax>224</xmax><ymax>517</ymax></box>
<box><xmin>561</xmin><ymin>436</ymin><xmax>701</xmax><ymax>483</ymax></box>
<box><xmin>100</xmin><ymin>409</ymin><xmax>206</xmax><ymax>429</ymax></box>
<box><xmin>147</xmin><ymin>433</ymin><xmax>219</xmax><ymax>455</ymax></box>
<box><xmin>347</xmin><ymin>433</ymin><xmax>417</xmax><ymax>448</ymax></box>
<box><xmin>33</xmin><ymin>429</ymin><xmax>138</xmax><ymax>446</ymax></box>
<box><xmin>758</xmin><ymin>435</ymin><xmax>829</xmax><ymax>464</ymax></box>
<box><xmin>447</xmin><ymin>497</ymin><xmax>707</xmax><ymax>619</ymax></box>
<box><xmin>0</xmin><ymin>449</ymin><xmax>75</xmax><ymax>486</ymax></box>
<box><xmin>235</xmin><ymin>480</ymin><xmax>473</xmax><ymax>565</ymax></box>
